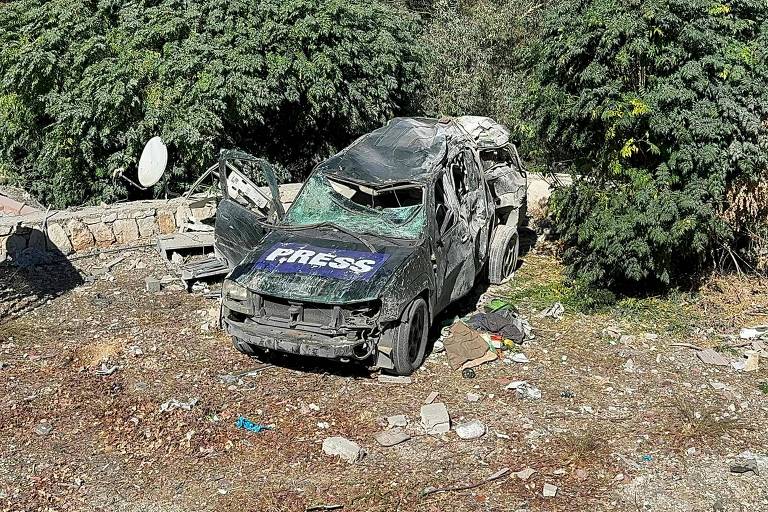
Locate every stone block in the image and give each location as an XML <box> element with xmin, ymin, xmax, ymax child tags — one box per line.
<box><xmin>421</xmin><ymin>403</ymin><xmax>450</xmax><ymax>435</ymax></box>
<box><xmin>47</xmin><ymin>223</ymin><xmax>73</xmax><ymax>255</ymax></box>
<box><xmin>102</xmin><ymin>212</ymin><xmax>117</xmax><ymax>223</ymax></box>
<box><xmin>66</xmin><ymin>219</ymin><xmax>94</xmax><ymax>252</ymax></box>
<box><xmin>136</xmin><ymin>216</ymin><xmax>157</xmax><ymax>238</ymax></box>
<box><xmin>113</xmin><ymin>218</ymin><xmax>139</xmax><ymax>244</ymax></box>
<box><xmin>89</xmin><ymin>222</ymin><xmax>115</xmax><ymax>247</ymax></box>
<box><xmin>175</xmin><ymin>205</ymin><xmax>193</xmax><ymax>227</ymax></box>
<box><xmin>157</xmin><ymin>210</ymin><xmax>176</xmax><ymax>234</ymax></box>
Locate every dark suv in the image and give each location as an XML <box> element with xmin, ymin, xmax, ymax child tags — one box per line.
<box><xmin>218</xmin><ymin>117</ymin><xmax>527</xmax><ymax>375</ymax></box>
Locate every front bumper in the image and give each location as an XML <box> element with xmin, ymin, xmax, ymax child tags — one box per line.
<box><xmin>223</xmin><ymin>315</ymin><xmax>374</xmax><ymax>360</ymax></box>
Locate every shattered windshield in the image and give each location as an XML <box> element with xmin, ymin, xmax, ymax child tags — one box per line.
<box><xmin>282</xmin><ymin>171</ymin><xmax>425</xmax><ymax>240</ymax></box>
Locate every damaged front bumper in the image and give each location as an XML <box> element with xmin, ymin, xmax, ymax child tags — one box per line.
<box><xmin>221</xmin><ymin>291</ymin><xmax>381</xmax><ymax>361</ymax></box>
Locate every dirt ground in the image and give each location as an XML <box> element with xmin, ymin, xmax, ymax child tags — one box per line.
<box><xmin>2</xmin><ymin>241</ymin><xmax>768</xmax><ymax>512</ymax></box>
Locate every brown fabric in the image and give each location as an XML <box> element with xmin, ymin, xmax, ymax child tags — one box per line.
<box><xmin>460</xmin><ymin>349</ymin><xmax>497</xmax><ymax>370</ymax></box>
<box><xmin>444</xmin><ymin>322</ymin><xmax>491</xmax><ymax>369</ymax></box>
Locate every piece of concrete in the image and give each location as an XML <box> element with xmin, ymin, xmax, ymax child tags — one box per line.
<box><xmin>455</xmin><ymin>420</ymin><xmax>486</xmax><ymax>440</ymax></box>
<box><xmin>696</xmin><ymin>348</ymin><xmax>729</xmax><ymax>366</ymax></box>
<box><xmin>374</xmin><ymin>428</ymin><xmax>411</xmax><ymax>447</ymax></box>
<box><xmin>515</xmin><ymin>467</ymin><xmax>536</xmax><ymax>481</ymax></box>
<box><xmin>378</xmin><ymin>374</ymin><xmax>412</xmax><ymax>385</ymax></box>
<box><xmin>543</xmin><ymin>483</ymin><xmax>558</xmax><ymax>497</ymax></box>
<box><xmin>421</xmin><ymin>402</ymin><xmax>450</xmax><ymax>434</ymax></box>
<box><xmin>424</xmin><ymin>391</ymin><xmax>439</xmax><ymax>404</ymax></box>
<box><xmin>145</xmin><ymin>276</ymin><xmax>162</xmax><ymax>293</ymax></box>
<box><xmin>322</xmin><ymin>436</ymin><xmax>365</xmax><ymax>464</ymax></box>
<box><xmin>386</xmin><ymin>415</ymin><xmax>408</xmax><ymax>428</ymax></box>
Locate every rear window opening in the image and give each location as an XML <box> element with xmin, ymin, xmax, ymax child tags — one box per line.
<box><xmin>328</xmin><ymin>178</ymin><xmax>423</xmax><ymax>209</ymax></box>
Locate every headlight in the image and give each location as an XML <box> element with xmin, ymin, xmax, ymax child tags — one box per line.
<box><xmin>223</xmin><ymin>280</ymin><xmax>248</xmax><ymax>301</ymax></box>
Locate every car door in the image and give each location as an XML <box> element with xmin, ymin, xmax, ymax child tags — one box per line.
<box><xmin>214</xmin><ymin>150</ymin><xmax>285</xmax><ymax>268</ymax></box>
<box><xmin>432</xmin><ymin>158</ymin><xmax>475</xmax><ymax>308</ymax></box>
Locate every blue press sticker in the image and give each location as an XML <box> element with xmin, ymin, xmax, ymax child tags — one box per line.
<box><xmin>252</xmin><ymin>242</ymin><xmax>389</xmax><ymax>281</ymax></box>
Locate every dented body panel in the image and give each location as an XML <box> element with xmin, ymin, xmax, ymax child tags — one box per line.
<box><xmin>219</xmin><ymin>117</ymin><xmax>527</xmax><ymax>367</ymax></box>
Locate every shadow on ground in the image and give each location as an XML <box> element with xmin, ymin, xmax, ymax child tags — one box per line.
<box><xmin>0</xmin><ymin>232</ymin><xmax>84</xmax><ymax>323</ymax></box>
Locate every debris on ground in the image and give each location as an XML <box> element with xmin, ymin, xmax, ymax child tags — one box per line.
<box><xmin>160</xmin><ymin>397</ymin><xmax>199</xmax><ymax>412</ymax></box>
<box><xmin>378</xmin><ymin>374</ymin><xmax>412</xmax><ymax>385</ymax></box>
<box><xmin>422</xmin><ymin>467</ymin><xmax>509</xmax><ymax>497</ymax></box>
<box><xmin>424</xmin><ymin>391</ymin><xmax>439</xmax><ymax>404</ymax></box>
<box><xmin>514</xmin><ymin>467</ymin><xmax>536</xmax><ymax>481</ymax></box>
<box><xmin>466</xmin><ymin>392</ymin><xmax>481</xmax><ymax>402</ymax></box>
<box><xmin>374</xmin><ymin>428</ymin><xmax>411</xmax><ymax>447</ymax></box>
<box><xmin>386</xmin><ymin>415</ymin><xmax>408</xmax><ymax>428</ymax></box>
<box><xmin>467</xmin><ymin>309</ymin><xmax>531</xmax><ymax>344</ymax></box>
<box><xmin>322</xmin><ymin>437</ymin><xmax>365</xmax><ymax>464</ymax></box>
<box><xmin>740</xmin><ymin>325</ymin><xmax>768</xmax><ymax>340</ymax></box>
<box><xmin>305</xmin><ymin>504</ymin><xmax>343</xmax><ymax>512</ymax></box>
<box><xmin>461</xmin><ymin>368</ymin><xmax>476</xmax><ymax>379</ymax></box>
<box><xmin>508</xmin><ymin>352</ymin><xmax>530</xmax><ymax>364</ymax></box>
<box><xmin>455</xmin><ymin>420</ymin><xmax>486</xmax><ymax>440</ymax></box>
<box><xmin>34</xmin><ymin>421</ymin><xmax>53</xmax><ymax>436</ymax></box>
<box><xmin>543</xmin><ymin>483</ymin><xmax>558</xmax><ymax>497</ymax></box>
<box><xmin>538</xmin><ymin>301</ymin><xmax>564</xmax><ymax>320</ymax></box>
<box><xmin>696</xmin><ymin>348</ymin><xmax>730</xmax><ymax>367</ymax></box>
<box><xmin>421</xmin><ymin>403</ymin><xmax>450</xmax><ymax>434</ymax></box>
<box><xmin>234</xmin><ymin>416</ymin><xmax>273</xmax><ymax>433</ymax></box>
<box><xmin>506</xmin><ymin>380</ymin><xmax>542</xmax><ymax>400</ymax></box>
<box><xmin>730</xmin><ymin>458</ymin><xmax>759</xmax><ymax>476</ymax></box>
<box><xmin>444</xmin><ymin>322</ymin><xmax>492</xmax><ymax>369</ymax></box>
<box><xmin>96</xmin><ymin>362</ymin><xmax>119</xmax><ymax>376</ymax></box>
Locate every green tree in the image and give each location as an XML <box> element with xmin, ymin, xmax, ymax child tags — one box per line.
<box><xmin>527</xmin><ymin>0</ymin><xmax>768</xmax><ymax>288</ymax></box>
<box><xmin>0</xmin><ymin>0</ymin><xmax>424</xmax><ymax>208</ymax></box>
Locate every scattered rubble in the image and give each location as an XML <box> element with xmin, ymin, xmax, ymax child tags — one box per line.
<box><xmin>424</xmin><ymin>391</ymin><xmax>439</xmax><ymax>404</ymax></box>
<box><xmin>34</xmin><ymin>421</ymin><xmax>53</xmax><ymax>436</ymax></box>
<box><xmin>322</xmin><ymin>437</ymin><xmax>365</xmax><ymax>464</ymax></box>
<box><xmin>159</xmin><ymin>397</ymin><xmax>199</xmax><ymax>412</ymax></box>
<box><xmin>378</xmin><ymin>374</ymin><xmax>412</xmax><ymax>385</ymax></box>
<box><xmin>421</xmin><ymin>403</ymin><xmax>450</xmax><ymax>434</ymax></box>
<box><xmin>374</xmin><ymin>428</ymin><xmax>411</xmax><ymax>447</ymax></box>
<box><xmin>514</xmin><ymin>467</ymin><xmax>536</xmax><ymax>481</ymax></box>
<box><xmin>696</xmin><ymin>349</ymin><xmax>729</xmax><ymax>367</ymax></box>
<box><xmin>538</xmin><ymin>301</ymin><xmax>564</xmax><ymax>320</ymax></box>
<box><xmin>543</xmin><ymin>483</ymin><xmax>558</xmax><ymax>497</ymax></box>
<box><xmin>455</xmin><ymin>420</ymin><xmax>486</xmax><ymax>440</ymax></box>
<box><xmin>386</xmin><ymin>415</ymin><xmax>408</xmax><ymax>428</ymax></box>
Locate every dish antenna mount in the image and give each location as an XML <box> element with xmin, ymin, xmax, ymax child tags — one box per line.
<box><xmin>115</xmin><ymin>136</ymin><xmax>168</xmax><ymax>190</ymax></box>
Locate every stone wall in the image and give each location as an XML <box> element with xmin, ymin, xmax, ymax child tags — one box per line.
<box><xmin>0</xmin><ymin>197</ymin><xmax>215</xmax><ymax>261</ymax></box>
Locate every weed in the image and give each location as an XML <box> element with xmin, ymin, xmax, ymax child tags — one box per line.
<box><xmin>759</xmin><ymin>382</ymin><xmax>768</xmax><ymax>395</ymax></box>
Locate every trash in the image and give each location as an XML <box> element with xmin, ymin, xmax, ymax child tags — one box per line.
<box><xmin>462</xmin><ymin>368</ymin><xmax>476</xmax><ymax>379</ymax></box>
<box><xmin>444</xmin><ymin>322</ymin><xmax>493</xmax><ymax>369</ymax></box>
<box><xmin>731</xmin><ymin>359</ymin><xmax>747</xmax><ymax>371</ymax></box>
<box><xmin>460</xmin><ymin>349</ymin><xmax>497</xmax><ymax>370</ymax></box>
<box><xmin>34</xmin><ymin>421</ymin><xmax>53</xmax><ymax>436</ymax></box>
<box><xmin>514</xmin><ymin>467</ymin><xmax>536</xmax><ymax>481</ymax></box>
<box><xmin>455</xmin><ymin>420</ymin><xmax>486</xmax><ymax>440</ymax></box>
<box><xmin>308</xmin><ymin>403</ymin><xmax>321</xmax><ymax>412</ymax></box>
<box><xmin>644</xmin><ymin>332</ymin><xmax>659</xmax><ymax>340</ymax></box>
<box><xmin>322</xmin><ymin>436</ymin><xmax>365</xmax><ymax>464</ymax></box>
<box><xmin>506</xmin><ymin>381</ymin><xmax>541</xmax><ymax>400</ymax></box>
<box><xmin>467</xmin><ymin>309</ymin><xmax>531</xmax><ymax>344</ymax></box>
<box><xmin>538</xmin><ymin>302</ymin><xmax>564</xmax><ymax>320</ymax></box>
<box><xmin>235</xmin><ymin>416</ymin><xmax>273</xmax><ymax>433</ymax></box>
<box><xmin>306</xmin><ymin>504</ymin><xmax>343</xmax><ymax>512</ymax></box>
<box><xmin>505</xmin><ymin>380</ymin><xmax>527</xmax><ymax>390</ymax></box>
<box><xmin>386</xmin><ymin>415</ymin><xmax>408</xmax><ymax>428</ymax></box>
<box><xmin>96</xmin><ymin>362</ymin><xmax>119</xmax><ymax>376</ymax></box>
<box><xmin>160</xmin><ymin>397</ymin><xmax>199</xmax><ymax>412</ymax></box>
<box><xmin>509</xmin><ymin>353</ymin><xmax>529</xmax><ymax>364</ymax></box>
<box><xmin>422</xmin><ymin>467</ymin><xmax>510</xmax><ymax>497</ymax></box>
<box><xmin>542</xmin><ymin>483</ymin><xmax>558</xmax><ymax>497</ymax></box>
<box><xmin>421</xmin><ymin>403</ymin><xmax>450</xmax><ymax>435</ymax></box>
<box><xmin>642</xmin><ymin>454</ymin><xmax>653</xmax><ymax>462</ymax></box>
<box><xmin>378</xmin><ymin>374</ymin><xmax>412</xmax><ymax>385</ymax></box>
<box><xmin>740</xmin><ymin>325</ymin><xmax>768</xmax><ymax>340</ymax></box>
<box><xmin>432</xmin><ymin>340</ymin><xmax>445</xmax><ymax>353</ymax></box>
<box><xmin>466</xmin><ymin>392</ymin><xmax>481</xmax><ymax>402</ymax></box>
<box><xmin>560</xmin><ymin>390</ymin><xmax>574</xmax><ymax>398</ymax></box>
<box><xmin>424</xmin><ymin>391</ymin><xmax>439</xmax><ymax>404</ymax></box>
<box><xmin>696</xmin><ymin>348</ymin><xmax>729</xmax><ymax>367</ymax></box>
<box><xmin>485</xmin><ymin>298</ymin><xmax>515</xmax><ymax>312</ymax></box>
<box><xmin>374</xmin><ymin>428</ymin><xmax>411</xmax><ymax>447</ymax></box>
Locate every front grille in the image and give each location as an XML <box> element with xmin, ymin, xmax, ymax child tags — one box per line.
<box><xmin>257</xmin><ymin>295</ymin><xmax>378</xmax><ymax>329</ymax></box>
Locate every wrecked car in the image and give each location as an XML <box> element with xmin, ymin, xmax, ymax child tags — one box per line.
<box><xmin>219</xmin><ymin>116</ymin><xmax>527</xmax><ymax>375</ymax></box>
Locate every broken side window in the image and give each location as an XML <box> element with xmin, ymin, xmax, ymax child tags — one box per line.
<box><xmin>282</xmin><ymin>171</ymin><xmax>426</xmax><ymax>240</ymax></box>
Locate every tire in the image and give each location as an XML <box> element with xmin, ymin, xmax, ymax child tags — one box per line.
<box><xmin>488</xmin><ymin>224</ymin><xmax>520</xmax><ymax>285</ymax></box>
<box><xmin>388</xmin><ymin>297</ymin><xmax>429</xmax><ymax>376</ymax></box>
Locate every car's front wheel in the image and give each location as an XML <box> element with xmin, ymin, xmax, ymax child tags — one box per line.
<box><xmin>388</xmin><ymin>297</ymin><xmax>429</xmax><ymax>376</ymax></box>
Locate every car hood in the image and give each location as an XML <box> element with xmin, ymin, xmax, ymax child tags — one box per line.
<box><xmin>229</xmin><ymin>228</ymin><xmax>421</xmax><ymax>304</ymax></box>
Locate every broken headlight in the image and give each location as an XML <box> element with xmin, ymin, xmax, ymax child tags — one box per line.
<box><xmin>223</xmin><ymin>279</ymin><xmax>248</xmax><ymax>301</ymax></box>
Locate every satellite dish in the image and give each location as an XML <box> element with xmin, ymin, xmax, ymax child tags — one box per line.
<box><xmin>137</xmin><ymin>136</ymin><xmax>167</xmax><ymax>187</ymax></box>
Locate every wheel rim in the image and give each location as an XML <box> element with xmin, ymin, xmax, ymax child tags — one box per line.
<box><xmin>502</xmin><ymin>234</ymin><xmax>519</xmax><ymax>278</ymax></box>
<box><xmin>407</xmin><ymin>305</ymin><xmax>425</xmax><ymax>364</ymax></box>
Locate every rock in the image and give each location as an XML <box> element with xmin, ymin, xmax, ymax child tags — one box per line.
<box><xmin>619</xmin><ymin>334</ymin><xmax>635</xmax><ymax>344</ymax></box>
<box><xmin>602</xmin><ymin>327</ymin><xmax>621</xmax><ymax>339</ymax></box>
<box><xmin>136</xmin><ymin>216</ymin><xmax>157</xmax><ymax>238</ymax></box>
<box><xmin>374</xmin><ymin>428</ymin><xmax>411</xmax><ymax>447</ymax></box>
<box><xmin>113</xmin><ymin>218</ymin><xmax>139</xmax><ymax>244</ymax></box>
<box><xmin>322</xmin><ymin>436</ymin><xmax>365</xmax><ymax>463</ymax></box>
<box><xmin>46</xmin><ymin>223</ymin><xmax>73</xmax><ymax>255</ymax></box>
<box><xmin>34</xmin><ymin>421</ymin><xmax>53</xmax><ymax>436</ymax></box>
<box><xmin>424</xmin><ymin>391</ymin><xmax>439</xmax><ymax>404</ymax></box>
<box><xmin>157</xmin><ymin>210</ymin><xmax>176</xmax><ymax>234</ymax></box>
<box><xmin>744</xmin><ymin>351</ymin><xmax>759</xmax><ymax>372</ymax></box>
<box><xmin>510</xmin><ymin>353</ymin><xmax>529</xmax><ymax>363</ymax></box>
<box><xmin>543</xmin><ymin>483</ymin><xmax>558</xmax><ymax>497</ymax></box>
<box><xmin>386</xmin><ymin>415</ymin><xmax>408</xmax><ymax>428</ymax></box>
<box><xmin>644</xmin><ymin>332</ymin><xmax>659</xmax><ymax>340</ymax></box>
<box><xmin>145</xmin><ymin>277</ymin><xmax>162</xmax><ymax>293</ymax></box>
<box><xmin>378</xmin><ymin>374</ymin><xmax>412</xmax><ymax>385</ymax></box>
<box><xmin>421</xmin><ymin>402</ymin><xmax>450</xmax><ymax>434</ymax></box>
<box><xmin>514</xmin><ymin>467</ymin><xmax>536</xmax><ymax>481</ymax></box>
<box><xmin>455</xmin><ymin>420</ymin><xmax>486</xmax><ymax>439</ymax></box>
<box><xmin>466</xmin><ymin>392</ymin><xmax>481</xmax><ymax>402</ymax></box>
<box><xmin>89</xmin><ymin>222</ymin><xmax>115</xmax><ymax>246</ymax></box>
<box><xmin>66</xmin><ymin>219</ymin><xmax>94</xmax><ymax>251</ymax></box>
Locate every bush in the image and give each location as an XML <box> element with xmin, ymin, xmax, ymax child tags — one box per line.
<box><xmin>0</xmin><ymin>0</ymin><xmax>424</xmax><ymax>208</ymax></box>
<box><xmin>528</xmin><ymin>0</ymin><xmax>768</xmax><ymax>289</ymax></box>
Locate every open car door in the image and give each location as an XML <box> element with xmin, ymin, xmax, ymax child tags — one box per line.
<box><xmin>215</xmin><ymin>150</ymin><xmax>285</xmax><ymax>268</ymax></box>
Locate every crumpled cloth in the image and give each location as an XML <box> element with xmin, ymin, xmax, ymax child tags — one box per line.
<box><xmin>443</xmin><ymin>321</ymin><xmax>491</xmax><ymax>369</ymax></box>
<box><xmin>467</xmin><ymin>309</ymin><xmax>531</xmax><ymax>343</ymax></box>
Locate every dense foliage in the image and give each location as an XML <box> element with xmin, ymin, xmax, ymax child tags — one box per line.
<box><xmin>0</xmin><ymin>0</ymin><xmax>423</xmax><ymax>208</ymax></box>
<box><xmin>528</xmin><ymin>0</ymin><xmax>768</xmax><ymax>288</ymax></box>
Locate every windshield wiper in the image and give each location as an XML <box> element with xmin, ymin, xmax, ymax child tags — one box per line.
<box><xmin>273</xmin><ymin>222</ymin><xmax>377</xmax><ymax>252</ymax></box>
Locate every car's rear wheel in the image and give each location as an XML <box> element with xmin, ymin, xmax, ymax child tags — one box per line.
<box><xmin>388</xmin><ymin>297</ymin><xmax>429</xmax><ymax>376</ymax></box>
<box><xmin>488</xmin><ymin>224</ymin><xmax>520</xmax><ymax>285</ymax></box>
